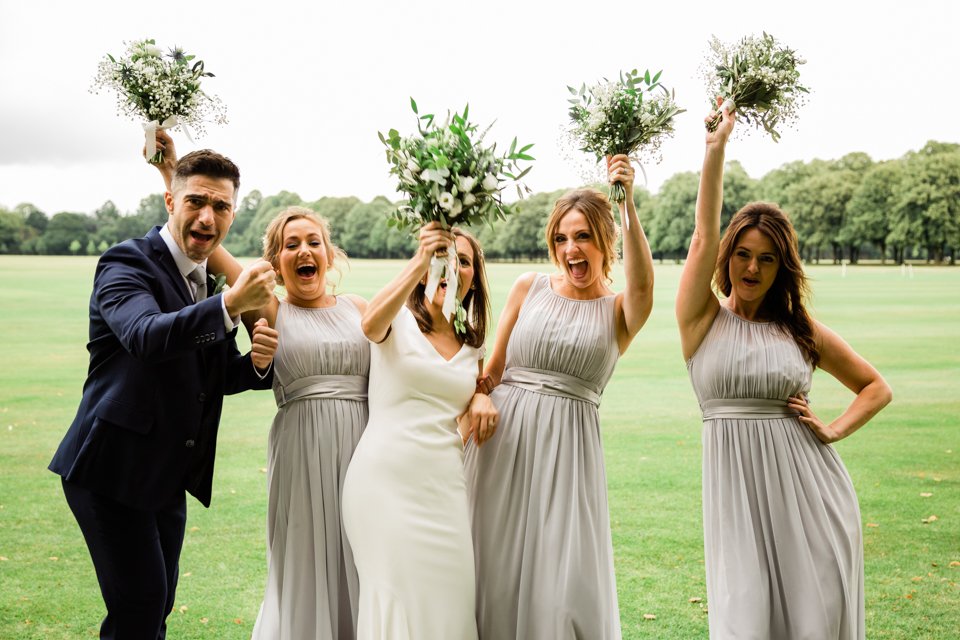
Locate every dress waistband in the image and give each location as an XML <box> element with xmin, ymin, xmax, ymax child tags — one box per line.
<box><xmin>700</xmin><ymin>398</ymin><xmax>799</xmax><ymax>420</ymax></box>
<box><xmin>274</xmin><ymin>374</ymin><xmax>368</xmax><ymax>408</ymax></box>
<box><xmin>501</xmin><ymin>366</ymin><xmax>601</xmax><ymax>407</ymax></box>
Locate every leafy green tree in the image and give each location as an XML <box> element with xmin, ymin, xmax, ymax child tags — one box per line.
<box><xmin>647</xmin><ymin>171</ymin><xmax>698</xmax><ymax>261</ymax></box>
<box><xmin>340</xmin><ymin>197</ymin><xmax>413</xmax><ymax>258</ymax></box>
<box><xmin>231</xmin><ymin>189</ymin><xmax>262</xmax><ymax>240</ymax></box>
<box><xmin>0</xmin><ymin>209</ymin><xmax>26</xmax><ymax>253</ymax></box>
<box><xmin>44</xmin><ymin>212</ymin><xmax>96</xmax><ymax>255</ymax></box>
<box><xmin>491</xmin><ymin>190</ymin><xmax>563</xmax><ymax>261</ymax></box>
<box><xmin>233</xmin><ymin>191</ymin><xmax>304</xmax><ymax>256</ymax></box>
<box><xmin>69</xmin><ymin>239</ymin><xmax>82</xmax><ymax>255</ymax></box>
<box><xmin>307</xmin><ymin>197</ymin><xmax>363</xmax><ymax>250</ymax></box>
<box><xmin>721</xmin><ymin>160</ymin><xmax>758</xmax><ymax>228</ymax></box>
<box><xmin>893</xmin><ymin>150</ymin><xmax>960</xmax><ymax>263</ymax></box>
<box><xmin>846</xmin><ymin>160</ymin><xmax>902</xmax><ymax>263</ymax></box>
<box><xmin>22</xmin><ymin>206</ymin><xmax>48</xmax><ymax>235</ymax></box>
<box><xmin>135</xmin><ymin>194</ymin><xmax>169</xmax><ymax>230</ymax></box>
<box><xmin>92</xmin><ymin>201</ymin><xmax>124</xmax><ymax>247</ymax></box>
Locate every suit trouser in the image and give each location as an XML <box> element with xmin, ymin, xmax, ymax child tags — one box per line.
<box><xmin>62</xmin><ymin>479</ymin><xmax>187</xmax><ymax>640</ymax></box>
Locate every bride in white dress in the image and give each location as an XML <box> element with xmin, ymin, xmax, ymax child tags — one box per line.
<box><xmin>341</xmin><ymin>222</ymin><xmax>498</xmax><ymax>640</ymax></box>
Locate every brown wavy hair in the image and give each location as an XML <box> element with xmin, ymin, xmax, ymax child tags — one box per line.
<box><xmin>172</xmin><ymin>149</ymin><xmax>241</xmax><ymax>197</ymax></box>
<box><xmin>714</xmin><ymin>202</ymin><xmax>820</xmax><ymax>366</ymax></box>
<box><xmin>262</xmin><ymin>206</ymin><xmax>347</xmax><ymax>289</ymax></box>
<box><xmin>545</xmin><ymin>188</ymin><xmax>619</xmax><ymax>283</ymax></box>
<box><xmin>407</xmin><ymin>227</ymin><xmax>489</xmax><ymax>349</ymax></box>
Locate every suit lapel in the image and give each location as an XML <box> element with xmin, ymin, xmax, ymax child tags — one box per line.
<box><xmin>146</xmin><ymin>227</ymin><xmax>193</xmax><ymax>307</ymax></box>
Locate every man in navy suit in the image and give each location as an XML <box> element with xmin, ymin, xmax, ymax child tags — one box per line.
<box><xmin>49</xmin><ymin>148</ymin><xmax>279</xmax><ymax>639</ymax></box>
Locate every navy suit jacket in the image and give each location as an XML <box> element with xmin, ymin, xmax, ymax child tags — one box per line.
<box><xmin>50</xmin><ymin>226</ymin><xmax>272</xmax><ymax>510</ymax></box>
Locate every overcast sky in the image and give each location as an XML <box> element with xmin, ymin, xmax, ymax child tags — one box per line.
<box><xmin>1</xmin><ymin>0</ymin><xmax>957</xmax><ymax>216</ymax></box>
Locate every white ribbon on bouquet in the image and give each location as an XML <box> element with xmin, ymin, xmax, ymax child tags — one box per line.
<box><xmin>422</xmin><ymin>238</ymin><xmax>459</xmax><ymax>321</ymax></box>
<box><xmin>143</xmin><ymin>115</ymin><xmax>193</xmax><ymax>160</ymax></box>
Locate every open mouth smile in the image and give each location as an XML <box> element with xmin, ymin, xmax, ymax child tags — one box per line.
<box><xmin>567</xmin><ymin>258</ymin><xmax>587</xmax><ymax>279</ymax></box>
<box><xmin>296</xmin><ymin>264</ymin><xmax>318</xmax><ymax>278</ymax></box>
<box><xmin>190</xmin><ymin>230</ymin><xmax>215</xmax><ymax>244</ymax></box>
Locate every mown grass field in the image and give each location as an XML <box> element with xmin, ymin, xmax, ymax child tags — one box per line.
<box><xmin>0</xmin><ymin>255</ymin><xmax>957</xmax><ymax>638</ymax></box>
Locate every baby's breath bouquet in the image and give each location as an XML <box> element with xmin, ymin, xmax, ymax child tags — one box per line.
<box><xmin>380</xmin><ymin>98</ymin><xmax>533</xmax><ymax>330</ymax></box>
<box><xmin>703</xmin><ymin>33</ymin><xmax>808</xmax><ymax>141</ymax></box>
<box><xmin>92</xmin><ymin>39</ymin><xmax>227</xmax><ymax>163</ymax></box>
<box><xmin>568</xmin><ymin>69</ymin><xmax>685</xmax><ymax>212</ymax></box>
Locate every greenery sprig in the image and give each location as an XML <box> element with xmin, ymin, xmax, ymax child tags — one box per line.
<box><xmin>703</xmin><ymin>33</ymin><xmax>808</xmax><ymax>142</ymax></box>
<box><xmin>567</xmin><ymin>69</ymin><xmax>685</xmax><ymax>203</ymax></box>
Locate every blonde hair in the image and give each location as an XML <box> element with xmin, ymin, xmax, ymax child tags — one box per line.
<box><xmin>545</xmin><ymin>188</ymin><xmax>619</xmax><ymax>282</ymax></box>
<box><xmin>262</xmin><ymin>206</ymin><xmax>347</xmax><ymax>289</ymax></box>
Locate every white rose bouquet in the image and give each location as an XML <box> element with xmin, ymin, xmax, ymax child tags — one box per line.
<box><xmin>92</xmin><ymin>39</ymin><xmax>228</xmax><ymax>163</ymax></box>
<box><xmin>703</xmin><ymin>33</ymin><xmax>808</xmax><ymax>141</ymax></box>
<box><xmin>568</xmin><ymin>69</ymin><xmax>684</xmax><ymax>207</ymax></box>
<box><xmin>380</xmin><ymin>99</ymin><xmax>533</xmax><ymax>330</ymax></box>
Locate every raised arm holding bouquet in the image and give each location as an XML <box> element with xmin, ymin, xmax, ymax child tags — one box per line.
<box><xmin>380</xmin><ymin>99</ymin><xmax>533</xmax><ymax>332</ymax></box>
<box><xmin>93</xmin><ymin>38</ymin><xmax>227</xmax><ymax>163</ymax></box>
<box><xmin>703</xmin><ymin>32</ymin><xmax>808</xmax><ymax>140</ymax></box>
<box><xmin>567</xmin><ymin>68</ymin><xmax>684</xmax><ymax>225</ymax></box>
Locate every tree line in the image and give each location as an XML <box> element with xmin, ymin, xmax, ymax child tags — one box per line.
<box><xmin>1</xmin><ymin>140</ymin><xmax>957</xmax><ymax>264</ymax></box>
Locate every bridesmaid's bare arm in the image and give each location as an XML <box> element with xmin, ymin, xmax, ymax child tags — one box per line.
<box><xmin>676</xmin><ymin>100</ymin><xmax>734</xmax><ymax>361</ymax></box>
<box><xmin>361</xmin><ymin>222</ymin><xmax>452</xmax><ymax>343</ymax></box>
<box><xmin>480</xmin><ymin>272</ymin><xmax>537</xmax><ymax>391</ymax></box>
<box><xmin>787</xmin><ymin>322</ymin><xmax>892</xmax><ymax>443</ymax></box>
<box><xmin>608</xmin><ymin>154</ymin><xmax>654</xmax><ymax>354</ymax></box>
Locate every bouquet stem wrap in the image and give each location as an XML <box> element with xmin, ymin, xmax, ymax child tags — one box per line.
<box><xmin>423</xmin><ymin>239</ymin><xmax>459</xmax><ymax>321</ymax></box>
<box><xmin>143</xmin><ymin>115</ymin><xmax>181</xmax><ymax>162</ymax></box>
<box><xmin>705</xmin><ymin>99</ymin><xmax>736</xmax><ymax>133</ymax></box>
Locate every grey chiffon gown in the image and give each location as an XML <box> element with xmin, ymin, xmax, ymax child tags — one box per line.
<box><xmin>688</xmin><ymin>305</ymin><xmax>864</xmax><ymax>640</ymax></box>
<box><xmin>252</xmin><ymin>298</ymin><xmax>370</xmax><ymax>640</ymax></box>
<box><xmin>464</xmin><ymin>273</ymin><xmax>622</xmax><ymax>640</ymax></box>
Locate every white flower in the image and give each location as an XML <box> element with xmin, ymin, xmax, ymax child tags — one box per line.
<box><xmin>438</xmin><ymin>192</ymin><xmax>454</xmax><ymax>210</ymax></box>
<box><xmin>462</xmin><ymin>193</ymin><xmax>477</xmax><ymax>207</ymax></box>
<box><xmin>143</xmin><ymin>45</ymin><xmax>162</xmax><ymax>57</ymax></box>
<box><xmin>420</xmin><ymin>167</ymin><xmax>449</xmax><ymax>184</ymax></box>
<box><xmin>457</xmin><ymin>175</ymin><xmax>477</xmax><ymax>193</ymax></box>
<box><xmin>449</xmin><ymin>199</ymin><xmax>464</xmax><ymax>219</ymax></box>
<box><xmin>482</xmin><ymin>173</ymin><xmax>498</xmax><ymax>191</ymax></box>
<box><xmin>407</xmin><ymin>157</ymin><xmax>420</xmax><ymax>173</ymax></box>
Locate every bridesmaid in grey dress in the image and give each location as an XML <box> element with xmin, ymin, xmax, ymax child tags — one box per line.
<box><xmin>463</xmin><ymin>154</ymin><xmax>654</xmax><ymax>639</ymax></box>
<box><xmin>676</xmin><ymin>101</ymin><xmax>892</xmax><ymax>639</ymax></box>
<box><xmin>208</xmin><ymin>207</ymin><xmax>369</xmax><ymax>640</ymax></box>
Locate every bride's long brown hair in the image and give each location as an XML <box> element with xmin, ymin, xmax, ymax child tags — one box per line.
<box><xmin>406</xmin><ymin>227</ymin><xmax>489</xmax><ymax>349</ymax></box>
<box><xmin>714</xmin><ymin>202</ymin><xmax>820</xmax><ymax>367</ymax></box>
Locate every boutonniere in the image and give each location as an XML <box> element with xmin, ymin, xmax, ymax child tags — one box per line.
<box><xmin>212</xmin><ymin>273</ymin><xmax>229</xmax><ymax>295</ymax></box>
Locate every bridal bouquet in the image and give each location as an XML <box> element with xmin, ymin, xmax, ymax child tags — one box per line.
<box><xmin>92</xmin><ymin>39</ymin><xmax>228</xmax><ymax>163</ymax></box>
<box><xmin>380</xmin><ymin>99</ymin><xmax>533</xmax><ymax>331</ymax></box>
<box><xmin>568</xmin><ymin>69</ymin><xmax>684</xmax><ymax>210</ymax></box>
<box><xmin>702</xmin><ymin>33</ymin><xmax>808</xmax><ymax>141</ymax></box>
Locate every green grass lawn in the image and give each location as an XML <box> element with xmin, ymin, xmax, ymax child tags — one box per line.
<box><xmin>1</xmin><ymin>255</ymin><xmax>957</xmax><ymax>639</ymax></box>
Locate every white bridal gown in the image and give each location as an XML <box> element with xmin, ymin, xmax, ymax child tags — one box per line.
<box><xmin>341</xmin><ymin>306</ymin><xmax>481</xmax><ymax>640</ymax></box>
